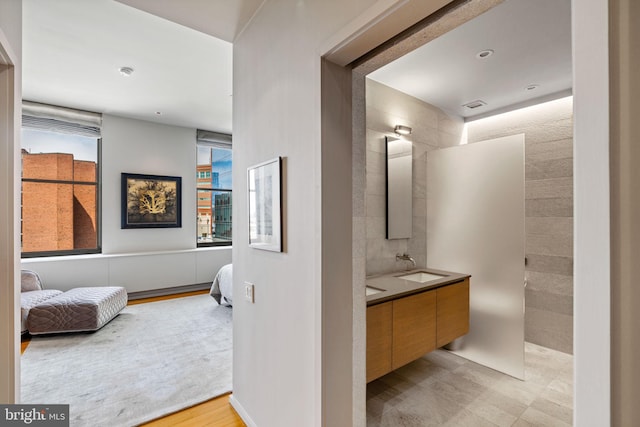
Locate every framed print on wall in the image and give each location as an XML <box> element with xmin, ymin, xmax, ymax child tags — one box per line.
<box><xmin>121</xmin><ymin>173</ymin><xmax>182</xmax><ymax>229</ymax></box>
<box><xmin>248</xmin><ymin>157</ymin><xmax>282</xmax><ymax>252</ymax></box>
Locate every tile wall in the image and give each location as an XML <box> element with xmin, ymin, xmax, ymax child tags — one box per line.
<box><xmin>364</xmin><ymin>79</ymin><xmax>464</xmax><ymax>276</ymax></box>
<box><xmin>467</xmin><ymin>97</ymin><xmax>574</xmax><ymax>354</ymax></box>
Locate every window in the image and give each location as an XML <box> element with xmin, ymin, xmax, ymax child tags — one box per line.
<box><xmin>197</xmin><ymin>130</ymin><xmax>232</xmax><ymax>246</ymax></box>
<box><xmin>21</xmin><ymin>102</ymin><xmax>101</xmax><ymax>257</ymax></box>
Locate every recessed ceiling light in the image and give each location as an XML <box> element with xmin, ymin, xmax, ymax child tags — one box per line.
<box><xmin>476</xmin><ymin>49</ymin><xmax>494</xmax><ymax>59</ymax></box>
<box><xmin>526</xmin><ymin>84</ymin><xmax>540</xmax><ymax>91</ymax></box>
<box><xmin>119</xmin><ymin>66</ymin><xmax>134</xmax><ymax>77</ymax></box>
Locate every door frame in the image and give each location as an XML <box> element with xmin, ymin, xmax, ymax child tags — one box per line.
<box><xmin>0</xmin><ymin>25</ymin><xmax>21</xmax><ymax>404</ymax></box>
<box><xmin>321</xmin><ymin>0</ymin><xmax>611</xmax><ymax>425</ymax></box>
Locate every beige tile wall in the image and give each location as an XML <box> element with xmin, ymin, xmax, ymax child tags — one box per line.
<box><xmin>467</xmin><ymin>97</ymin><xmax>574</xmax><ymax>354</ymax></box>
<box><xmin>365</xmin><ymin>79</ymin><xmax>464</xmax><ymax>275</ymax></box>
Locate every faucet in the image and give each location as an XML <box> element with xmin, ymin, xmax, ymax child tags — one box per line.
<box><xmin>396</xmin><ymin>253</ymin><xmax>416</xmax><ymax>270</ymax></box>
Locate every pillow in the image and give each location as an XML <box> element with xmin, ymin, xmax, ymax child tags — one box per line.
<box><xmin>21</xmin><ymin>270</ymin><xmax>44</xmax><ymax>292</ymax></box>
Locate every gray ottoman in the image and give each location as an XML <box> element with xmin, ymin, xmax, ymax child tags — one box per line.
<box><xmin>20</xmin><ymin>289</ymin><xmax>63</xmax><ymax>334</ymax></box>
<box><xmin>27</xmin><ymin>287</ymin><xmax>128</xmax><ymax>335</ymax></box>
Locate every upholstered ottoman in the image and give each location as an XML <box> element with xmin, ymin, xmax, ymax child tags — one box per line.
<box><xmin>27</xmin><ymin>287</ymin><xmax>128</xmax><ymax>335</ymax></box>
<box><xmin>20</xmin><ymin>289</ymin><xmax>63</xmax><ymax>334</ymax></box>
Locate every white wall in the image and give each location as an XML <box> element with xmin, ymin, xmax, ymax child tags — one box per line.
<box><xmin>101</xmin><ymin>114</ymin><xmax>196</xmax><ymax>253</ymax></box>
<box><xmin>572</xmin><ymin>0</ymin><xmax>611</xmax><ymax>425</ymax></box>
<box><xmin>22</xmin><ymin>114</ymin><xmax>231</xmax><ymax>293</ymax></box>
<box><xmin>0</xmin><ymin>0</ymin><xmax>22</xmax><ymax>404</ymax></box>
<box><xmin>231</xmin><ymin>1</ymin><xmax>387</xmax><ymax>425</ymax></box>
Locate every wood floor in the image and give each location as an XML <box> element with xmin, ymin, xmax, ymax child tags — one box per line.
<box><xmin>142</xmin><ymin>393</ymin><xmax>245</xmax><ymax>427</ymax></box>
<box><xmin>21</xmin><ymin>290</ymin><xmax>246</xmax><ymax>427</ymax></box>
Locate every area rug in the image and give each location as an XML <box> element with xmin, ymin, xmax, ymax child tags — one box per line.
<box><xmin>21</xmin><ymin>295</ymin><xmax>232</xmax><ymax>427</ymax></box>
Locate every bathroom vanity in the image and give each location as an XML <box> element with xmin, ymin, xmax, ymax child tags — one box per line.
<box><xmin>366</xmin><ymin>268</ymin><xmax>470</xmax><ymax>382</ymax></box>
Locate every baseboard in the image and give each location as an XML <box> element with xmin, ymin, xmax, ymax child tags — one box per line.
<box><xmin>229</xmin><ymin>394</ymin><xmax>257</xmax><ymax>427</ymax></box>
<box><xmin>127</xmin><ymin>283</ymin><xmax>211</xmax><ymax>300</ymax></box>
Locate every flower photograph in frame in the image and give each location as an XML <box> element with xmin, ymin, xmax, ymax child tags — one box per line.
<box><xmin>248</xmin><ymin>157</ymin><xmax>282</xmax><ymax>252</ymax></box>
<box><xmin>121</xmin><ymin>173</ymin><xmax>182</xmax><ymax>229</ymax></box>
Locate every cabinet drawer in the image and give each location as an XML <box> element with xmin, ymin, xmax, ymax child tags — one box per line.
<box><xmin>436</xmin><ymin>279</ymin><xmax>470</xmax><ymax>348</ymax></box>
<box><xmin>366</xmin><ymin>302</ymin><xmax>393</xmax><ymax>382</ymax></box>
<box><xmin>392</xmin><ymin>291</ymin><xmax>436</xmax><ymax>370</ymax></box>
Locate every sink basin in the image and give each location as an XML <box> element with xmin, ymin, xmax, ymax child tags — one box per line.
<box><xmin>397</xmin><ymin>271</ymin><xmax>447</xmax><ymax>283</ymax></box>
<box><xmin>366</xmin><ymin>286</ymin><xmax>384</xmax><ymax>296</ymax></box>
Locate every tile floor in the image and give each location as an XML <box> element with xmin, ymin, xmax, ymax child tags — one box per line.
<box><xmin>367</xmin><ymin>342</ymin><xmax>573</xmax><ymax>426</ymax></box>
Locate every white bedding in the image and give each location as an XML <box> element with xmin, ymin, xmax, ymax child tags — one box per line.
<box><xmin>210</xmin><ymin>263</ymin><xmax>233</xmax><ymax>306</ymax></box>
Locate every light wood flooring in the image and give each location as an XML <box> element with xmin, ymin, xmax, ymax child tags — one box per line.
<box><xmin>21</xmin><ymin>290</ymin><xmax>246</xmax><ymax>427</ymax></box>
<box><xmin>367</xmin><ymin>342</ymin><xmax>573</xmax><ymax>426</ymax></box>
<box><xmin>141</xmin><ymin>393</ymin><xmax>245</xmax><ymax>427</ymax></box>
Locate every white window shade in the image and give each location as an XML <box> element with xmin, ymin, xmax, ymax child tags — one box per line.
<box><xmin>197</xmin><ymin>129</ymin><xmax>232</xmax><ymax>148</ymax></box>
<box><xmin>22</xmin><ymin>101</ymin><xmax>101</xmax><ymax>138</ymax></box>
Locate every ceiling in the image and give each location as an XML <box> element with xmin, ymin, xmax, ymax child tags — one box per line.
<box><xmin>115</xmin><ymin>0</ymin><xmax>265</xmax><ymax>43</ymax></box>
<box><xmin>368</xmin><ymin>0</ymin><xmax>572</xmax><ymax>119</ymax></box>
<box><xmin>22</xmin><ymin>0</ymin><xmax>571</xmax><ymax>133</ymax></box>
<box><xmin>22</xmin><ymin>0</ymin><xmax>245</xmax><ymax>133</ymax></box>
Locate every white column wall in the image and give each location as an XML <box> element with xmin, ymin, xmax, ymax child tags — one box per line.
<box><xmin>230</xmin><ymin>1</ymin><xmax>391</xmax><ymax>425</ymax></box>
<box><xmin>100</xmin><ymin>114</ymin><xmax>196</xmax><ymax>253</ymax></box>
<box><xmin>572</xmin><ymin>0</ymin><xmax>611</xmax><ymax>425</ymax></box>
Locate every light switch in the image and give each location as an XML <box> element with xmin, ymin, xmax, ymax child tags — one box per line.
<box><xmin>244</xmin><ymin>282</ymin><xmax>254</xmax><ymax>303</ymax></box>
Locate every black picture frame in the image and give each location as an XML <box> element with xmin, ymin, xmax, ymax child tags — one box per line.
<box><xmin>121</xmin><ymin>173</ymin><xmax>182</xmax><ymax>229</ymax></box>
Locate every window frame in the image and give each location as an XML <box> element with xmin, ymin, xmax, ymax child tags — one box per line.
<box><xmin>197</xmin><ymin>143</ymin><xmax>232</xmax><ymax>248</ymax></box>
<box><xmin>20</xmin><ymin>134</ymin><xmax>102</xmax><ymax>258</ymax></box>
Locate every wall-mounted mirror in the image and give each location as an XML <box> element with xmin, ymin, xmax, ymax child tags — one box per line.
<box><xmin>386</xmin><ymin>136</ymin><xmax>412</xmax><ymax>239</ymax></box>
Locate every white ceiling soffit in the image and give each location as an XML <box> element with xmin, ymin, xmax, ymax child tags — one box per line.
<box><xmin>115</xmin><ymin>0</ymin><xmax>265</xmax><ymax>43</ymax></box>
<box><xmin>322</xmin><ymin>0</ymin><xmax>453</xmax><ymax>66</ymax></box>
<box><xmin>22</xmin><ymin>0</ymin><xmax>233</xmax><ymax>133</ymax></box>
<box><xmin>368</xmin><ymin>0</ymin><xmax>572</xmax><ymax>119</ymax></box>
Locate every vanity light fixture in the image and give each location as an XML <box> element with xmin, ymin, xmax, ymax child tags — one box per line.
<box><xmin>394</xmin><ymin>125</ymin><xmax>412</xmax><ymax>136</ymax></box>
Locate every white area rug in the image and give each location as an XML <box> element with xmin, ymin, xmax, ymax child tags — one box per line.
<box><xmin>21</xmin><ymin>295</ymin><xmax>232</xmax><ymax>427</ymax></box>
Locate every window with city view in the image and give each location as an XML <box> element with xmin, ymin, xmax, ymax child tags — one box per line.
<box><xmin>21</xmin><ymin>128</ymin><xmax>100</xmax><ymax>256</ymax></box>
<box><xmin>197</xmin><ymin>145</ymin><xmax>232</xmax><ymax>246</ymax></box>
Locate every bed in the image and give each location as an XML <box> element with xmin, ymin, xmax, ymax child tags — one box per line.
<box><xmin>210</xmin><ymin>263</ymin><xmax>233</xmax><ymax>306</ymax></box>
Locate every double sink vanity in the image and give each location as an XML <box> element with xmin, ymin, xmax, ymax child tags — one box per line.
<box><xmin>366</xmin><ymin>267</ymin><xmax>471</xmax><ymax>382</ymax></box>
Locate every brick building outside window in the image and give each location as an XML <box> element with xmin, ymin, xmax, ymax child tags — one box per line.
<box><xmin>21</xmin><ymin>121</ymin><xmax>100</xmax><ymax>257</ymax></box>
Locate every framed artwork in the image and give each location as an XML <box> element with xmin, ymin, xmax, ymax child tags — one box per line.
<box><xmin>248</xmin><ymin>157</ymin><xmax>282</xmax><ymax>252</ymax></box>
<box><xmin>121</xmin><ymin>173</ymin><xmax>182</xmax><ymax>229</ymax></box>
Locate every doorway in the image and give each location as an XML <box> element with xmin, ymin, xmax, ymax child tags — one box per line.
<box><xmin>332</xmin><ymin>2</ymin><xmax>604</xmax><ymax>422</ymax></box>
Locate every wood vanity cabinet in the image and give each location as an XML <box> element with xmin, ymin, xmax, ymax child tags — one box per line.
<box><xmin>366</xmin><ymin>278</ymin><xmax>469</xmax><ymax>382</ymax></box>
